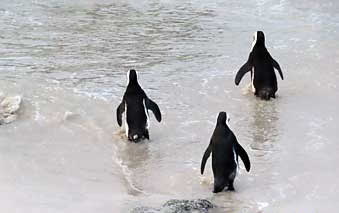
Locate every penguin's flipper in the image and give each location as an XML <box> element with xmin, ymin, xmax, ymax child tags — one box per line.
<box><xmin>145</xmin><ymin>98</ymin><xmax>162</xmax><ymax>122</ymax></box>
<box><xmin>269</xmin><ymin>54</ymin><xmax>284</xmax><ymax>80</ymax></box>
<box><xmin>116</xmin><ymin>101</ymin><xmax>125</xmax><ymax>127</ymax></box>
<box><xmin>235</xmin><ymin>142</ymin><xmax>251</xmax><ymax>172</ymax></box>
<box><xmin>201</xmin><ymin>142</ymin><xmax>212</xmax><ymax>175</ymax></box>
<box><xmin>235</xmin><ymin>53</ymin><xmax>253</xmax><ymax>85</ymax></box>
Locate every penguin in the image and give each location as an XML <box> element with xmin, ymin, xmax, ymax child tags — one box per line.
<box><xmin>201</xmin><ymin>112</ymin><xmax>250</xmax><ymax>193</ymax></box>
<box><xmin>116</xmin><ymin>69</ymin><xmax>161</xmax><ymax>142</ymax></box>
<box><xmin>235</xmin><ymin>31</ymin><xmax>284</xmax><ymax>100</ymax></box>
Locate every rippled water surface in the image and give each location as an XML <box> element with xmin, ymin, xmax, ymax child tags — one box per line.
<box><xmin>1</xmin><ymin>0</ymin><xmax>339</xmax><ymax>212</ymax></box>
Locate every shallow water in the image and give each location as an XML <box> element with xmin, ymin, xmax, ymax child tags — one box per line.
<box><xmin>1</xmin><ymin>0</ymin><xmax>339</xmax><ymax>212</ymax></box>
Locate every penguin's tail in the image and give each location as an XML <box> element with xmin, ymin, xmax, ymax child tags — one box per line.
<box><xmin>258</xmin><ymin>88</ymin><xmax>275</xmax><ymax>101</ymax></box>
<box><xmin>128</xmin><ymin>133</ymin><xmax>141</xmax><ymax>142</ymax></box>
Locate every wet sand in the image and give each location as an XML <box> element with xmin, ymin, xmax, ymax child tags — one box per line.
<box><xmin>1</xmin><ymin>0</ymin><xmax>339</xmax><ymax>212</ymax></box>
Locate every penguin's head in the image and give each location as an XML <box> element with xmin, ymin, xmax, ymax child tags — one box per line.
<box><xmin>127</xmin><ymin>69</ymin><xmax>138</xmax><ymax>85</ymax></box>
<box><xmin>217</xmin><ymin>111</ymin><xmax>230</xmax><ymax>126</ymax></box>
<box><xmin>256</xmin><ymin>31</ymin><xmax>265</xmax><ymax>45</ymax></box>
<box><xmin>251</xmin><ymin>31</ymin><xmax>265</xmax><ymax>51</ymax></box>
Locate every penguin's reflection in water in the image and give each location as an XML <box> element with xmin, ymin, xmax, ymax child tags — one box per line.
<box><xmin>250</xmin><ymin>100</ymin><xmax>280</xmax><ymax>158</ymax></box>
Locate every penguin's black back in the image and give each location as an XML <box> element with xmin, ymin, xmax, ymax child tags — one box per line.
<box><xmin>211</xmin><ymin>124</ymin><xmax>237</xmax><ymax>179</ymax></box>
<box><xmin>252</xmin><ymin>40</ymin><xmax>278</xmax><ymax>94</ymax></box>
<box><xmin>123</xmin><ymin>72</ymin><xmax>148</xmax><ymax>136</ymax></box>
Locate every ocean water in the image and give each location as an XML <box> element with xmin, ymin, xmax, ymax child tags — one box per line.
<box><xmin>0</xmin><ymin>0</ymin><xmax>339</xmax><ymax>212</ymax></box>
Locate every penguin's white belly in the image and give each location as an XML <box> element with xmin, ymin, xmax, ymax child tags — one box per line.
<box><xmin>124</xmin><ymin>103</ymin><xmax>129</xmax><ymax>137</ymax></box>
<box><xmin>143</xmin><ymin>99</ymin><xmax>150</xmax><ymax>129</ymax></box>
<box><xmin>251</xmin><ymin>68</ymin><xmax>256</xmax><ymax>93</ymax></box>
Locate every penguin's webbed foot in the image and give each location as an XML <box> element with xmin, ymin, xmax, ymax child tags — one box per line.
<box><xmin>144</xmin><ymin>130</ymin><xmax>150</xmax><ymax>140</ymax></box>
<box><xmin>227</xmin><ymin>180</ymin><xmax>235</xmax><ymax>191</ymax></box>
<box><xmin>227</xmin><ymin>185</ymin><xmax>235</xmax><ymax>191</ymax></box>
